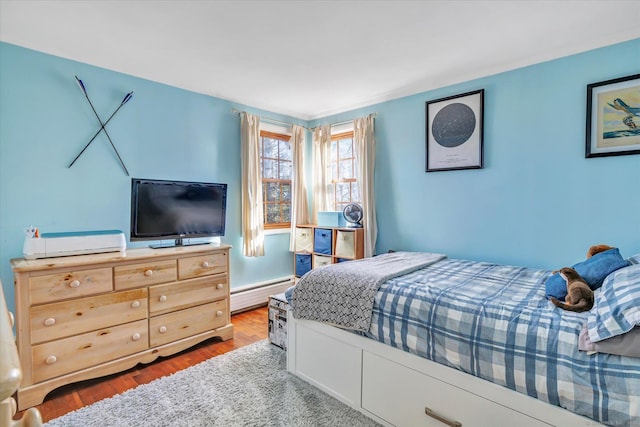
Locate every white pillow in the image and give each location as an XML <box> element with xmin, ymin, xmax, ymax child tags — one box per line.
<box><xmin>587</xmin><ymin>264</ymin><xmax>640</xmax><ymax>343</ymax></box>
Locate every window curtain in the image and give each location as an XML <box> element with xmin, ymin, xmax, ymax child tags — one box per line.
<box><xmin>240</xmin><ymin>112</ymin><xmax>265</xmax><ymax>257</ymax></box>
<box><xmin>289</xmin><ymin>125</ymin><xmax>310</xmax><ymax>251</ymax></box>
<box><xmin>311</xmin><ymin>125</ymin><xmax>332</xmax><ymax>224</ymax></box>
<box><xmin>354</xmin><ymin>115</ymin><xmax>377</xmax><ymax>258</ymax></box>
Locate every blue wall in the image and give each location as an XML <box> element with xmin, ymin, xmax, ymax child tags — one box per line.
<box><xmin>313</xmin><ymin>38</ymin><xmax>640</xmax><ymax>268</ymax></box>
<box><xmin>1</xmin><ymin>39</ymin><xmax>639</xmax><ymax>314</ymax></box>
<box><xmin>0</xmin><ymin>42</ymin><xmax>299</xmax><ymax>313</ymax></box>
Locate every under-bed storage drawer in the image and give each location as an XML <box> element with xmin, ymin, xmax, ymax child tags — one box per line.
<box><xmin>361</xmin><ymin>352</ymin><xmax>547</xmax><ymax>427</ymax></box>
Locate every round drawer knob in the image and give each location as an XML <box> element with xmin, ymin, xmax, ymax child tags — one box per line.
<box><xmin>69</xmin><ymin>280</ymin><xmax>81</xmax><ymax>288</ymax></box>
<box><xmin>45</xmin><ymin>355</ymin><xmax>57</xmax><ymax>365</ymax></box>
<box><xmin>130</xmin><ymin>301</ymin><xmax>141</xmax><ymax>308</ymax></box>
<box><xmin>159</xmin><ymin>326</ymin><xmax>167</xmax><ymax>334</ymax></box>
<box><xmin>159</xmin><ymin>295</ymin><xmax>167</xmax><ymax>302</ymax></box>
<box><xmin>202</xmin><ymin>261</ymin><xmax>210</xmax><ymax>268</ymax></box>
<box><xmin>44</xmin><ymin>317</ymin><xmax>56</xmax><ymax>327</ymax></box>
<box><xmin>216</xmin><ymin>283</ymin><xmax>224</xmax><ymax>290</ymax></box>
<box><xmin>216</xmin><ymin>310</ymin><xmax>223</xmax><ymax>317</ymax></box>
<box><xmin>132</xmin><ymin>333</ymin><xmax>141</xmax><ymax>341</ymax></box>
<box><xmin>144</xmin><ymin>269</ymin><xmax>153</xmax><ymax>277</ymax></box>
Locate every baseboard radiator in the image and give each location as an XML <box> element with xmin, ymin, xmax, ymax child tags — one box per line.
<box><xmin>230</xmin><ymin>276</ymin><xmax>294</xmax><ymax>313</ymax></box>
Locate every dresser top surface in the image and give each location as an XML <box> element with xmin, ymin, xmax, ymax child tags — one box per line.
<box><xmin>11</xmin><ymin>243</ymin><xmax>231</xmax><ymax>272</ymax></box>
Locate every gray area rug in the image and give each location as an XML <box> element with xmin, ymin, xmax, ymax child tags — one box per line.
<box><xmin>44</xmin><ymin>340</ymin><xmax>380</xmax><ymax>427</ymax></box>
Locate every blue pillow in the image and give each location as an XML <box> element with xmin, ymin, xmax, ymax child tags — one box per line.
<box><xmin>545</xmin><ymin>248</ymin><xmax>630</xmax><ymax>300</ymax></box>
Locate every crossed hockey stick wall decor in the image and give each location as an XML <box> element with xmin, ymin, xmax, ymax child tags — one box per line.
<box><xmin>68</xmin><ymin>76</ymin><xmax>133</xmax><ymax>175</ymax></box>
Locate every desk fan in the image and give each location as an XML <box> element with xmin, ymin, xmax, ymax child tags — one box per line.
<box><xmin>343</xmin><ymin>204</ymin><xmax>363</xmax><ymax>228</ymax></box>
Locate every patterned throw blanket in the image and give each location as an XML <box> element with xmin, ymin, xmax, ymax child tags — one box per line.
<box><xmin>290</xmin><ymin>251</ymin><xmax>446</xmax><ymax>331</ymax></box>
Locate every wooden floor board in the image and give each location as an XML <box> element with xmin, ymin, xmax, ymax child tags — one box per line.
<box><xmin>14</xmin><ymin>305</ymin><xmax>269</xmax><ymax>423</ymax></box>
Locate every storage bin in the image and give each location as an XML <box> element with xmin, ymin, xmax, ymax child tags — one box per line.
<box><xmin>294</xmin><ymin>227</ymin><xmax>313</xmax><ymax>253</ymax></box>
<box><xmin>335</xmin><ymin>230</ymin><xmax>356</xmax><ymax>258</ymax></box>
<box><xmin>295</xmin><ymin>254</ymin><xmax>312</xmax><ymax>277</ymax></box>
<box><xmin>313</xmin><ymin>228</ymin><xmax>333</xmax><ymax>254</ymax></box>
<box><xmin>317</xmin><ymin>211</ymin><xmax>347</xmax><ymax>227</ymax></box>
<box><xmin>313</xmin><ymin>254</ymin><xmax>332</xmax><ymax>268</ymax></box>
<box><xmin>268</xmin><ymin>293</ymin><xmax>289</xmax><ymax>350</ymax></box>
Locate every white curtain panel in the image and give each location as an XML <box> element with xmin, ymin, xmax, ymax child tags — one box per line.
<box><xmin>354</xmin><ymin>115</ymin><xmax>377</xmax><ymax>258</ymax></box>
<box><xmin>240</xmin><ymin>112</ymin><xmax>265</xmax><ymax>257</ymax></box>
<box><xmin>311</xmin><ymin>125</ymin><xmax>332</xmax><ymax>224</ymax></box>
<box><xmin>289</xmin><ymin>125</ymin><xmax>310</xmax><ymax>251</ymax></box>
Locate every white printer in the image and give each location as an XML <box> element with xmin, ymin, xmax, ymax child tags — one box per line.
<box><xmin>23</xmin><ymin>230</ymin><xmax>126</xmax><ymax>259</ymax></box>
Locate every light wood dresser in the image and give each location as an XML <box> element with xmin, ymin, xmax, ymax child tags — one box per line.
<box><xmin>11</xmin><ymin>244</ymin><xmax>233</xmax><ymax>410</ymax></box>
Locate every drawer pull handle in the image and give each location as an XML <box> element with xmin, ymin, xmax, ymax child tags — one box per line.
<box><xmin>216</xmin><ymin>283</ymin><xmax>224</xmax><ymax>290</ymax></box>
<box><xmin>69</xmin><ymin>280</ymin><xmax>81</xmax><ymax>288</ymax></box>
<box><xmin>202</xmin><ymin>261</ymin><xmax>210</xmax><ymax>268</ymax></box>
<box><xmin>159</xmin><ymin>326</ymin><xmax>167</xmax><ymax>334</ymax></box>
<box><xmin>425</xmin><ymin>407</ymin><xmax>461</xmax><ymax>427</ymax></box>
<box><xmin>131</xmin><ymin>301</ymin><xmax>141</xmax><ymax>308</ymax></box>
<box><xmin>144</xmin><ymin>269</ymin><xmax>153</xmax><ymax>277</ymax></box>
<box><xmin>159</xmin><ymin>295</ymin><xmax>167</xmax><ymax>302</ymax></box>
<box><xmin>216</xmin><ymin>310</ymin><xmax>223</xmax><ymax>317</ymax></box>
<box><xmin>44</xmin><ymin>317</ymin><xmax>56</xmax><ymax>326</ymax></box>
<box><xmin>45</xmin><ymin>355</ymin><xmax>57</xmax><ymax>365</ymax></box>
<box><xmin>132</xmin><ymin>333</ymin><xmax>141</xmax><ymax>341</ymax></box>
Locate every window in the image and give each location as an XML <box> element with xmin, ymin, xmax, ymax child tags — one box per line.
<box><xmin>329</xmin><ymin>131</ymin><xmax>360</xmax><ymax>212</ymax></box>
<box><xmin>260</xmin><ymin>130</ymin><xmax>291</xmax><ymax>229</ymax></box>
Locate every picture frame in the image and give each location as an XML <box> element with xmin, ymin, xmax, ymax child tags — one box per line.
<box><xmin>586</xmin><ymin>73</ymin><xmax>640</xmax><ymax>158</ymax></box>
<box><xmin>426</xmin><ymin>89</ymin><xmax>484</xmax><ymax>172</ymax></box>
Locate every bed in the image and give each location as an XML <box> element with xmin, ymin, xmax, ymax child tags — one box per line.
<box><xmin>285</xmin><ymin>251</ymin><xmax>640</xmax><ymax>427</ymax></box>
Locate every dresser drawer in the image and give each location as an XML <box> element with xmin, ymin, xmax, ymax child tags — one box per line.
<box><xmin>149</xmin><ymin>300</ymin><xmax>227</xmax><ymax>347</ymax></box>
<box><xmin>32</xmin><ymin>319</ymin><xmax>148</xmax><ymax>383</ymax></box>
<box><xmin>178</xmin><ymin>252</ymin><xmax>227</xmax><ymax>280</ymax></box>
<box><xmin>362</xmin><ymin>352</ymin><xmax>546</xmax><ymax>427</ymax></box>
<box><xmin>148</xmin><ymin>274</ymin><xmax>228</xmax><ymax>315</ymax></box>
<box><xmin>29</xmin><ymin>268</ymin><xmax>112</xmax><ymax>305</ymax></box>
<box><xmin>114</xmin><ymin>259</ymin><xmax>177</xmax><ymax>290</ymax></box>
<box><xmin>30</xmin><ymin>288</ymin><xmax>148</xmax><ymax>344</ymax></box>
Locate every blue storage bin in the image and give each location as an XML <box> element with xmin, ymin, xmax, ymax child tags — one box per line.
<box><xmin>314</xmin><ymin>228</ymin><xmax>333</xmax><ymax>255</ymax></box>
<box><xmin>337</xmin><ymin>258</ymin><xmax>351</xmax><ymax>263</ymax></box>
<box><xmin>295</xmin><ymin>254</ymin><xmax>312</xmax><ymax>277</ymax></box>
<box><xmin>317</xmin><ymin>211</ymin><xmax>347</xmax><ymax>227</ymax></box>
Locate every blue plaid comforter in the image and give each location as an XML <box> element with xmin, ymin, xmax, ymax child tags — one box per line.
<box><xmin>363</xmin><ymin>258</ymin><xmax>640</xmax><ymax>426</ymax></box>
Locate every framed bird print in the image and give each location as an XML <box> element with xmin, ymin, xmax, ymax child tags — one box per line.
<box><xmin>586</xmin><ymin>74</ymin><xmax>640</xmax><ymax>158</ymax></box>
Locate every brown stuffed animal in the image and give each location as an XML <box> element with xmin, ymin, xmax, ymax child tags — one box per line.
<box><xmin>587</xmin><ymin>244</ymin><xmax>614</xmax><ymax>258</ymax></box>
<box><xmin>549</xmin><ymin>267</ymin><xmax>594</xmax><ymax>312</ymax></box>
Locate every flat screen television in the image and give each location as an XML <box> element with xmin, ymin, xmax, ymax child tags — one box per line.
<box><xmin>130</xmin><ymin>178</ymin><xmax>227</xmax><ymax>248</ymax></box>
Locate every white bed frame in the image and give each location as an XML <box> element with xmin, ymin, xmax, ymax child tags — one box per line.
<box><xmin>287</xmin><ymin>312</ymin><xmax>605</xmax><ymax>427</ymax></box>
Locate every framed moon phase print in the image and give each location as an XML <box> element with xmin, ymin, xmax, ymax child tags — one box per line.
<box><xmin>426</xmin><ymin>89</ymin><xmax>484</xmax><ymax>172</ymax></box>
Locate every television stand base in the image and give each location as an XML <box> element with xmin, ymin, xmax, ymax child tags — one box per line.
<box><xmin>149</xmin><ymin>238</ymin><xmax>211</xmax><ymax>249</ymax></box>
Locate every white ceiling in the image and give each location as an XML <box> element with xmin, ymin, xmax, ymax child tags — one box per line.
<box><xmin>1</xmin><ymin>1</ymin><xmax>639</xmax><ymax>120</ymax></box>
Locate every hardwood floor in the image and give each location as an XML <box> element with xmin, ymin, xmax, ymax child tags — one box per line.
<box><xmin>14</xmin><ymin>305</ymin><xmax>269</xmax><ymax>423</ymax></box>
